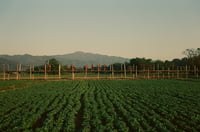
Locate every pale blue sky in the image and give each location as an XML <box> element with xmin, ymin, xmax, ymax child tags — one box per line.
<box><xmin>0</xmin><ymin>0</ymin><xmax>200</xmax><ymax>60</ymax></box>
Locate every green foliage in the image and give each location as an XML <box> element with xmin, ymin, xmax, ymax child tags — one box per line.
<box><xmin>0</xmin><ymin>80</ymin><xmax>200</xmax><ymax>131</ymax></box>
<box><xmin>46</xmin><ymin>58</ymin><xmax>60</xmax><ymax>71</ymax></box>
<box><xmin>130</xmin><ymin>58</ymin><xmax>153</xmax><ymax>70</ymax></box>
<box><xmin>128</xmin><ymin>48</ymin><xmax>200</xmax><ymax>70</ymax></box>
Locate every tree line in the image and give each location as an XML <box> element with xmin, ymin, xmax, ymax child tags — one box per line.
<box><xmin>34</xmin><ymin>48</ymin><xmax>200</xmax><ymax>71</ymax></box>
<box><xmin>125</xmin><ymin>48</ymin><xmax>200</xmax><ymax>70</ymax></box>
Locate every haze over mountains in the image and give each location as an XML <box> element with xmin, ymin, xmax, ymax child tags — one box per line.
<box><xmin>0</xmin><ymin>51</ymin><xmax>129</xmax><ymax>67</ymax></box>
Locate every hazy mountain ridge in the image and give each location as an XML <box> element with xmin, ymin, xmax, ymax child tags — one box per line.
<box><xmin>0</xmin><ymin>51</ymin><xmax>129</xmax><ymax>67</ymax></box>
<box><xmin>0</xmin><ymin>57</ymin><xmax>18</xmax><ymax>65</ymax></box>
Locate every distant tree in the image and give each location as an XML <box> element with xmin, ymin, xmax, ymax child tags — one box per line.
<box><xmin>113</xmin><ymin>63</ymin><xmax>123</xmax><ymax>70</ymax></box>
<box><xmin>153</xmin><ymin>60</ymin><xmax>164</xmax><ymax>70</ymax></box>
<box><xmin>180</xmin><ymin>57</ymin><xmax>189</xmax><ymax>65</ymax></box>
<box><xmin>193</xmin><ymin>56</ymin><xmax>200</xmax><ymax>67</ymax></box>
<box><xmin>183</xmin><ymin>48</ymin><xmax>200</xmax><ymax>58</ymax></box>
<box><xmin>130</xmin><ymin>58</ymin><xmax>153</xmax><ymax>70</ymax></box>
<box><xmin>171</xmin><ymin>59</ymin><xmax>182</xmax><ymax>67</ymax></box>
<box><xmin>183</xmin><ymin>48</ymin><xmax>200</xmax><ymax>67</ymax></box>
<box><xmin>196</xmin><ymin>48</ymin><xmax>200</xmax><ymax>56</ymax></box>
<box><xmin>34</xmin><ymin>65</ymin><xmax>44</xmax><ymax>71</ymax></box>
<box><xmin>46</xmin><ymin>58</ymin><xmax>60</xmax><ymax>71</ymax></box>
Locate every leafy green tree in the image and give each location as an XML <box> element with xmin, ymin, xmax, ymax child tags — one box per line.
<box><xmin>183</xmin><ymin>48</ymin><xmax>200</xmax><ymax>67</ymax></box>
<box><xmin>113</xmin><ymin>63</ymin><xmax>123</xmax><ymax>70</ymax></box>
<box><xmin>46</xmin><ymin>58</ymin><xmax>60</xmax><ymax>71</ymax></box>
<box><xmin>154</xmin><ymin>60</ymin><xmax>164</xmax><ymax>70</ymax></box>
<box><xmin>130</xmin><ymin>58</ymin><xmax>153</xmax><ymax>70</ymax></box>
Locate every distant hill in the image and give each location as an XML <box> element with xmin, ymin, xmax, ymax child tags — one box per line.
<box><xmin>0</xmin><ymin>51</ymin><xmax>129</xmax><ymax>67</ymax></box>
<box><xmin>0</xmin><ymin>57</ymin><xmax>18</xmax><ymax>65</ymax></box>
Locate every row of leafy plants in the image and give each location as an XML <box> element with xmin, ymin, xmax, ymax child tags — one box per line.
<box><xmin>0</xmin><ymin>80</ymin><xmax>200</xmax><ymax>131</ymax></box>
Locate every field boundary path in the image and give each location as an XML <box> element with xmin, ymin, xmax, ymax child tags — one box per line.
<box><xmin>0</xmin><ymin>81</ymin><xmax>44</xmax><ymax>92</ymax></box>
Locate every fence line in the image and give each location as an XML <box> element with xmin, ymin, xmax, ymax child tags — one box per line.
<box><xmin>0</xmin><ymin>64</ymin><xmax>199</xmax><ymax>80</ymax></box>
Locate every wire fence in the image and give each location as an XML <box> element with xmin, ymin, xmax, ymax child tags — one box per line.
<box><xmin>0</xmin><ymin>64</ymin><xmax>199</xmax><ymax>80</ymax></box>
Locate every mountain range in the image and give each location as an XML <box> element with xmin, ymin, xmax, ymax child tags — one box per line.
<box><xmin>0</xmin><ymin>51</ymin><xmax>129</xmax><ymax>67</ymax></box>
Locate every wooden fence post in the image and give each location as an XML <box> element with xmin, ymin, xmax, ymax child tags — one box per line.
<box><xmin>124</xmin><ymin>64</ymin><xmax>126</xmax><ymax>79</ymax></box>
<box><xmin>177</xmin><ymin>66</ymin><xmax>179</xmax><ymax>79</ymax></box>
<box><xmin>162</xmin><ymin>67</ymin><xmax>164</xmax><ymax>79</ymax></box>
<box><xmin>4</xmin><ymin>63</ymin><xmax>198</xmax><ymax>80</ymax></box>
<box><xmin>130</xmin><ymin>66</ymin><xmax>132</xmax><ymax>79</ymax></box>
<box><xmin>188</xmin><ymin>65</ymin><xmax>190</xmax><ymax>78</ymax></box>
<box><xmin>143</xmin><ymin>66</ymin><xmax>146</xmax><ymax>79</ymax></box>
<box><xmin>7</xmin><ymin>64</ymin><xmax>10</xmax><ymax>80</ymax></box>
<box><xmin>180</xmin><ymin>67</ymin><xmax>182</xmax><ymax>78</ymax></box>
<box><xmin>44</xmin><ymin>64</ymin><xmax>47</xmax><ymax>80</ymax></box>
<box><xmin>153</xmin><ymin>64</ymin><xmax>155</xmax><ymax>79</ymax></box>
<box><xmin>59</xmin><ymin>64</ymin><xmax>61</xmax><ymax>79</ymax></box>
<box><xmin>186</xmin><ymin>65</ymin><xmax>188</xmax><ymax>79</ymax></box>
<box><xmin>112</xmin><ymin>64</ymin><xmax>114</xmax><ymax>79</ymax></box>
<box><xmin>3</xmin><ymin>64</ymin><xmax>5</xmax><ymax>80</ymax></box>
<box><xmin>30</xmin><ymin>65</ymin><xmax>32</xmax><ymax>80</ymax></box>
<box><xmin>72</xmin><ymin>65</ymin><xmax>75</xmax><ymax>80</ymax></box>
<box><xmin>121</xmin><ymin>64</ymin><xmax>123</xmax><ymax>78</ymax></box>
<box><xmin>157</xmin><ymin>64</ymin><xmax>159</xmax><ymax>79</ymax></box>
<box><xmin>194</xmin><ymin>65</ymin><xmax>196</xmax><ymax>78</ymax></box>
<box><xmin>136</xmin><ymin>65</ymin><xmax>138</xmax><ymax>79</ymax></box>
<box><xmin>33</xmin><ymin>65</ymin><xmax>35</xmax><ymax>80</ymax></box>
<box><xmin>172</xmin><ymin>65</ymin><xmax>175</xmax><ymax>78</ymax></box>
<box><xmin>110</xmin><ymin>65</ymin><xmax>112</xmax><ymax>79</ymax></box>
<box><xmin>132</xmin><ymin>64</ymin><xmax>135</xmax><ymax>79</ymax></box>
<box><xmin>19</xmin><ymin>64</ymin><xmax>21</xmax><ymax>80</ymax></box>
<box><xmin>168</xmin><ymin>67</ymin><xmax>170</xmax><ymax>79</ymax></box>
<box><xmin>85</xmin><ymin>64</ymin><xmax>88</xmax><ymax>79</ymax></box>
<box><xmin>96</xmin><ymin>64</ymin><xmax>100</xmax><ymax>79</ymax></box>
<box><xmin>16</xmin><ymin>64</ymin><xmax>19</xmax><ymax>80</ymax></box>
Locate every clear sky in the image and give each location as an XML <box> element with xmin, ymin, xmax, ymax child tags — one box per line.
<box><xmin>0</xmin><ymin>0</ymin><xmax>200</xmax><ymax>60</ymax></box>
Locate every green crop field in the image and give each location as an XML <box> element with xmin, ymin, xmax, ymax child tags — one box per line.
<box><xmin>0</xmin><ymin>80</ymin><xmax>200</xmax><ymax>132</ymax></box>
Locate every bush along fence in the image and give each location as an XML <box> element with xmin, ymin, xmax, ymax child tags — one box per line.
<box><xmin>0</xmin><ymin>64</ymin><xmax>199</xmax><ymax>80</ymax></box>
